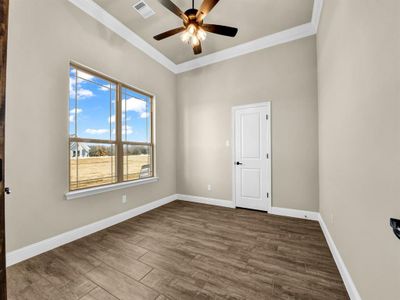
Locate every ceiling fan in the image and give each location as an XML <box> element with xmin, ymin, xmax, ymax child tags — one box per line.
<box><xmin>153</xmin><ymin>0</ymin><xmax>238</xmax><ymax>55</ymax></box>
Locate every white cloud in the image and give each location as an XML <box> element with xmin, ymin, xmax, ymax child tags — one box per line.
<box><xmin>77</xmin><ymin>88</ymin><xmax>93</xmax><ymax>99</ymax></box>
<box><xmin>140</xmin><ymin>112</ymin><xmax>150</xmax><ymax>119</ymax></box>
<box><xmin>69</xmin><ymin>77</ymin><xmax>75</xmax><ymax>96</ymax></box>
<box><xmin>108</xmin><ymin>115</ymin><xmax>116</xmax><ymax>124</ymax></box>
<box><xmin>122</xmin><ymin>97</ymin><xmax>147</xmax><ymax>114</ymax></box>
<box><xmin>70</xmin><ymin>108</ymin><xmax>82</xmax><ymax>114</ymax></box>
<box><xmin>108</xmin><ymin>114</ymin><xmax>131</xmax><ymax>124</ymax></box>
<box><xmin>69</xmin><ymin>108</ymin><xmax>82</xmax><ymax>122</ymax></box>
<box><xmin>122</xmin><ymin>125</ymin><xmax>133</xmax><ymax>135</ymax></box>
<box><xmin>85</xmin><ymin>128</ymin><xmax>109</xmax><ymax>135</ymax></box>
<box><xmin>77</xmin><ymin>70</ymin><xmax>95</xmax><ymax>81</ymax></box>
<box><xmin>69</xmin><ymin>75</ymin><xmax>94</xmax><ymax>100</ymax></box>
<box><xmin>99</xmin><ymin>85</ymin><xmax>110</xmax><ymax>91</ymax></box>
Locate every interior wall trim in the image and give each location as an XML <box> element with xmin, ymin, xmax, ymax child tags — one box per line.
<box><xmin>6</xmin><ymin>194</ymin><xmax>177</xmax><ymax>267</ymax></box>
<box><xmin>6</xmin><ymin>192</ymin><xmax>359</xmax><ymax>300</ymax></box>
<box><xmin>177</xmin><ymin>194</ymin><xmax>235</xmax><ymax>208</ymax></box>
<box><xmin>318</xmin><ymin>215</ymin><xmax>362</xmax><ymax>300</ymax></box>
<box><xmin>68</xmin><ymin>0</ymin><xmax>324</xmax><ymax>74</ymax></box>
<box><xmin>175</xmin><ymin>23</ymin><xmax>315</xmax><ymax>73</ymax></box>
<box><xmin>269</xmin><ymin>207</ymin><xmax>319</xmax><ymax>221</ymax></box>
<box><xmin>311</xmin><ymin>0</ymin><xmax>324</xmax><ymax>32</ymax></box>
<box><xmin>68</xmin><ymin>0</ymin><xmax>178</xmax><ymax>73</ymax></box>
<box><xmin>178</xmin><ymin>196</ymin><xmax>359</xmax><ymax>299</ymax></box>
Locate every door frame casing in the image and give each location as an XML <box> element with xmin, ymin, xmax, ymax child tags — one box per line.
<box><xmin>231</xmin><ymin>102</ymin><xmax>272</xmax><ymax>211</ymax></box>
<box><xmin>0</xmin><ymin>0</ymin><xmax>9</xmax><ymax>298</ymax></box>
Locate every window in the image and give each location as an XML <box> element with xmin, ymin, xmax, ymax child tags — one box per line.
<box><xmin>69</xmin><ymin>64</ymin><xmax>154</xmax><ymax>191</ymax></box>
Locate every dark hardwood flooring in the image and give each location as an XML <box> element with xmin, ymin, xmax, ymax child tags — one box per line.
<box><xmin>7</xmin><ymin>200</ymin><xmax>349</xmax><ymax>299</ymax></box>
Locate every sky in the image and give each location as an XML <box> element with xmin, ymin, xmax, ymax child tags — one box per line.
<box><xmin>69</xmin><ymin>66</ymin><xmax>151</xmax><ymax>143</ymax></box>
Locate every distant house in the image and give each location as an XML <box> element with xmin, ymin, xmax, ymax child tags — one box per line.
<box><xmin>70</xmin><ymin>142</ymin><xmax>90</xmax><ymax>158</ymax></box>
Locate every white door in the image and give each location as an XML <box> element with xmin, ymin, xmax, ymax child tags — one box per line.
<box><xmin>233</xmin><ymin>103</ymin><xmax>271</xmax><ymax>211</ymax></box>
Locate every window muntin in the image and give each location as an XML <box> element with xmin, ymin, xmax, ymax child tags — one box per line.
<box><xmin>121</xmin><ymin>87</ymin><xmax>152</xmax><ymax>143</ymax></box>
<box><xmin>69</xmin><ymin>64</ymin><xmax>154</xmax><ymax>191</ymax></box>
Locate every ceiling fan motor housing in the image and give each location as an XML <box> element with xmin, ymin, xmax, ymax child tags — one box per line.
<box><xmin>184</xmin><ymin>8</ymin><xmax>201</xmax><ymax>26</ymax></box>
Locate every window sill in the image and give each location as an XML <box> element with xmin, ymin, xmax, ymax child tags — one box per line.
<box><xmin>65</xmin><ymin>177</ymin><xmax>159</xmax><ymax>200</ymax></box>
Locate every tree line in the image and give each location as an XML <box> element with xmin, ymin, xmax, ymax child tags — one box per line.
<box><xmin>88</xmin><ymin>145</ymin><xmax>149</xmax><ymax>157</ymax></box>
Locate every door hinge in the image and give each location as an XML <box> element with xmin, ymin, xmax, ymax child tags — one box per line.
<box><xmin>266</xmin><ymin>153</ymin><xmax>269</xmax><ymax>159</ymax></box>
<box><xmin>267</xmin><ymin>192</ymin><xmax>269</xmax><ymax>198</ymax></box>
<box><xmin>266</xmin><ymin>114</ymin><xmax>269</xmax><ymax>120</ymax></box>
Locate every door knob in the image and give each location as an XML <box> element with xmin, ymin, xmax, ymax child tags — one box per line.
<box><xmin>235</xmin><ymin>162</ymin><xmax>243</xmax><ymax>165</ymax></box>
<box><xmin>390</xmin><ymin>218</ymin><xmax>400</xmax><ymax>240</ymax></box>
<box><xmin>5</xmin><ymin>187</ymin><xmax>10</xmax><ymax>195</ymax></box>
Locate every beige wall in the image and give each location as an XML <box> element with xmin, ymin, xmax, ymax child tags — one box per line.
<box><xmin>5</xmin><ymin>0</ymin><xmax>319</xmax><ymax>253</ymax></box>
<box><xmin>177</xmin><ymin>37</ymin><xmax>319</xmax><ymax>211</ymax></box>
<box><xmin>317</xmin><ymin>1</ymin><xmax>400</xmax><ymax>299</ymax></box>
<box><xmin>5</xmin><ymin>0</ymin><xmax>177</xmax><ymax>251</ymax></box>
<box><xmin>6</xmin><ymin>1</ymin><xmax>400</xmax><ymax>297</ymax></box>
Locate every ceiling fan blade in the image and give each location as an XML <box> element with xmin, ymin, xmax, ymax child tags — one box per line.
<box><xmin>158</xmin><ymin>0</ymin><xmax>188</xmax><ymax>22</ymax></box>
<box><xmin>154</xmin><ymin>27</ymin><xmax>185</xmax><ymax>41</ymax></box>
<box><xmin>202</xmin><ymin>24</ymin><xmax>238</xmax><ymax>37</ymax></box>
<box><xmin>193</xmin><ymin>42</ymin><xmax>202</xmax><ymax>55</ymax></box>
<box><xmin>196</xmin><ymin>0</ymin><xmax>220</xmax><ymax>22</ymax></box>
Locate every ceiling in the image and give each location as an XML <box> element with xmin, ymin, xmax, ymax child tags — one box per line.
<box><xmin>92</xmin><ymin>0</ymin><xmax>314</xmax><ymax>64</ymax></box>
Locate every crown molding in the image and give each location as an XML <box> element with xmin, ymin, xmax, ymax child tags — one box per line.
<box><xmin>69</xmin><ymin>0</ymin><xmax>178</xmax><ymax>73</ymax></box>
<box><xmin>175</xmin><ymin>23</ymin><xmax>315</xmax><ymax>73</ymax></box>
<box><xmin>69</xmin><ymin>0</ymin><xmax>324</xmax><ymax>74</ymax></box>
<box><xmin>311</xmin><ymin>0</ymin><xmax>324</xmax><ymax>32</ymax></box>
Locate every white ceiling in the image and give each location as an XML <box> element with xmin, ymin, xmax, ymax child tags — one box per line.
<box><xmin>69</xmin><ymin>0</ymin><xmax>323</xmax><ymax>73</ymax></box>
<box><xmin>92</xmin><ymin>0</ymin><xmax>314</xmax><ymax>64</ymax></box>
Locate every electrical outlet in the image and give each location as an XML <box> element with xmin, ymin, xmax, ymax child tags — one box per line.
<box><xmin>207</xmin><ymin>184</ymin><xmax>212</xmax><ymax>191</ymax></box>
<box><xmin>122</xmin><ymin>195</ymin><xmax>127</xmax><ymax>204</ymax></box>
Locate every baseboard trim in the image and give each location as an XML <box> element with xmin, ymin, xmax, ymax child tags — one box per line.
<box><xmin>6</xmin><ymin>194</ymin><xmax>177</xmax><ymax>267</ymax></box>
<box><xmin>318</xmin><ymin>215</ymin><xmax>362</xmax><ymax>300</ymax></box>
<box><xmin>177</xmin><ymin>195</ymin><xmax>319</xmax><ymax>221</ymax></box>
<box><xmin>6</xmin><ymin>192</ymin><xmax>360</xmax><ymax>300</ymax></box>
<box><xmin>177</xmin><ymin>194</ymin><xmax>235</xmax><ymax>208</ymax></box>
<box><xmin>270</xmin><ymin>207</ymin><xmax>319</xmax><ymax>221</ymax></box>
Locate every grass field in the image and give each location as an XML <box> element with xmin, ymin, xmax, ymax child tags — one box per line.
<box><xmin>70</xmin><ymin>155</ymin><xmax>151</xmax><ymax>190</ymax></box>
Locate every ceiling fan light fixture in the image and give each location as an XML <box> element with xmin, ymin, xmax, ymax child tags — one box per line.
<box><xmin>190</xmin><ymin>35</ymin><xmax>200</xmax><ymax>47</ymax></box>
<box><xmin>187</xmin><ymin>23</ymin><xmax>197</xmax><ymax>35</ymax></box>
<box><xmin>180</xmin><ymin>24</ymin><xmax>205</xmax><ymax>46</ymax></box>
<box><xmin>180</xmin><ymin>31</ymin><xmax>191</xmax><ymax>43</ymax></box>
<box><xmin>154</xmin><ymin>0</ymin><xmax>238</xmax><ymax>55</ymax></box>
<box><xmin>197</xmin><ymin>27</ymin><xmax>207</xmax><ymax>41</ymax></box>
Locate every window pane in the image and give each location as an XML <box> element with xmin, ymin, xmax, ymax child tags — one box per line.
<box><xmin>121</xmin><ymin>87</ymin><xmax>151</xmax><ymax>143</ymax></box>
<box><xmin>70</xmin><ymin>142</ymin><xmax>117</xmax><ymax>190</ymax></box>
<box><xmin>70</xmin><ymin>142</ymin><xmax>78</xmax><ymax>190</ymax></box>
<box><xmin>69</xmin><ymin>65</ymin><xmax>154</xmax><ymax>191</ymax></box>
<box><xmin>69</xmin><ymin>67</ymin><xmax>77</xmax><ymax>137</ymax></box>
<box><xmin>123</xmin><ymin>145</ymin><xmax>152</xmax><ymax>181</ymax></box>
<box><xmin>77</xmin><ymin>69</ymin><xmax>110</xmax><ymax>88</ymax></box>
<box><xmin>69</xmin><ymin>66</ymin><xmax>116</xmax><ymax>141</ymax></box>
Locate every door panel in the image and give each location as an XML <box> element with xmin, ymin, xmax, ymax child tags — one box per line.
<box><xmin>241</xmin><ymin>113</ymin><xmax>260</xmax><ymax>159</ymax></box>
<box><xmin>241</xmin><ymin>168</ymin><xmax>261</xmax><ymax>198</ymax></box>
<box><xmin>234</xmin><ymin>104</ymin><xmax>271</xmax><ymax>211</ymax></box>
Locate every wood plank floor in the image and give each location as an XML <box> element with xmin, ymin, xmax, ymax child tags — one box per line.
<box><xmin>7</xmin><ymin>201</ymin><xmax>349</xmax><ymax>300</ymax></box>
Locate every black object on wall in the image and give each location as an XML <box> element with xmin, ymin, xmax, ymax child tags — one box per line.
<box><xmin>390</xmin><ymin>218</ymin><xmax>400</xmax><ymax>240</ymax></box>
